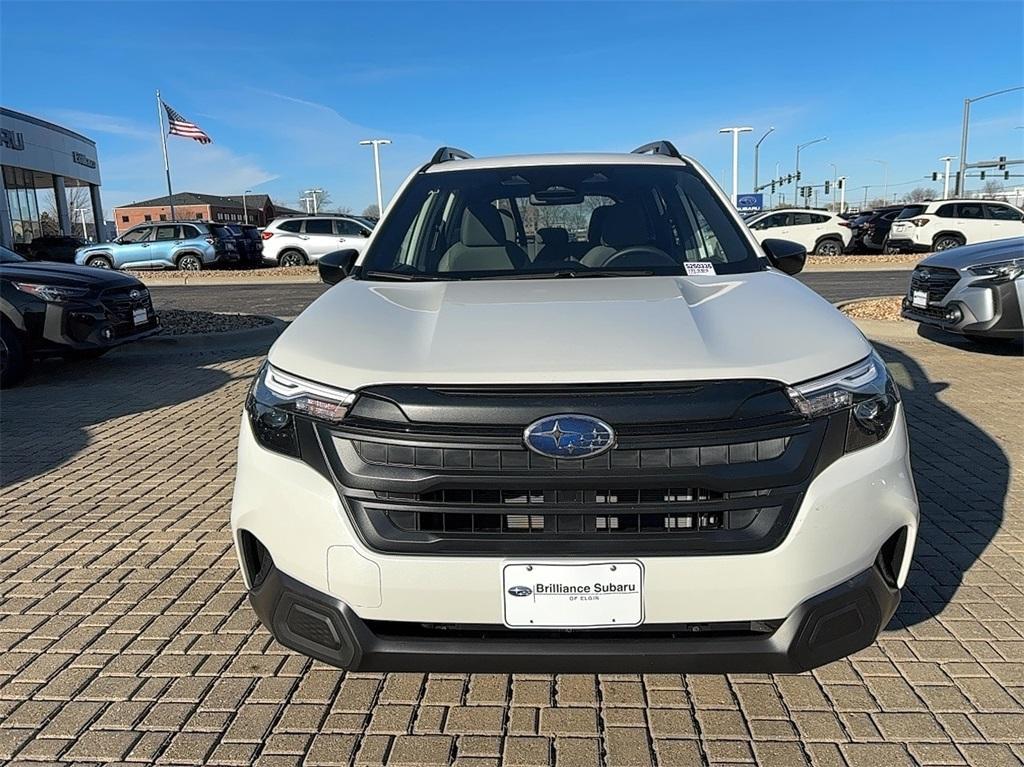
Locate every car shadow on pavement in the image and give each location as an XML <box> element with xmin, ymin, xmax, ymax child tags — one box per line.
<box><xmin>875</xmin><ymin>341</ymin><xmax>1010</xmax><ymax>629</ymax></box>
<box><xmin>0</xmin><ymin>335</ymin><xmax>275</xmax><ymax>488</ymax></box>
<box><xmin>915</xmin><ymin>323</ymin><xmax>1024</xmax><ymax>356</ymax></box>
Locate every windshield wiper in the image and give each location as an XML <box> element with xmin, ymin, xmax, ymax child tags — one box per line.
<box><xmin>362</xmin><ymin>270</ymin><xmax>450</xmax><ymax>282</ymax></box>
<box><xmin>472</xmin><ymin>269</ymin><xmax>657</xmax><ymax>281</ymax></box>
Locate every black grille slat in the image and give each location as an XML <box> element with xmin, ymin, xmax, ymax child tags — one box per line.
<box><xmin>910</xmin><ymin>267</ymin><xmax>960</xmax><ymax>303</ymax></box>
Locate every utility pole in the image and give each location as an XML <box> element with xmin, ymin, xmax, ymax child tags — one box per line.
<box><xmin>719</xmin><ymin>126</ymin><xmax>753</xmax><ymax>205</ymax></box>
<box><xmin>242</xmin><ymin>189</ymin><xmax>251</xmax><ymax>224</ymax></box>
<box><xmin>753</xmin><ymin>126</ymin><xmax>774</xmax><ymax>192</ymax></box>
<box><xmin>938</xmin><ymin>157</ymin><xmax>956</xmax><ymax>199</ymax></box>
<box><xmin>829</xmin><ymin>162</ymin><xmax>838</xmax><ymax>211</ymax></box>
<box><xmin>838</xmin><ymin>177</ymin><xmax>846</xmax><ymax>214</ymax></box>
<box><xmin>796</xmin><ymin>137</ymin><xmax>828</xmax><ymax>209</ymax></box>
<box><xmin>360</xmin><ymin>139</ymin><xmax>392</xmax><ymax>214</ymax></box>
<box><xmin>957</xmin><ymin>86</ymin><xmax>1024</xmax><ymax>195</ymax></box>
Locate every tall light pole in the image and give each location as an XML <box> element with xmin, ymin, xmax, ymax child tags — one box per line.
<box><xmin>838</xmin><ymin>176</ymin><xmax>847</xmax><ymax>214</ymax></box>
<box><xmin>718</xmin><ymin>126</ymin><xmax>752</xmax><ymax>205</ymax></box>
<box><xmin>828</xmin><ymin>162</ymin><xmax>838</xmax><ymax>210</ymax></box>
<box><xmin>957</xmin><ymin>86</ymin><xmax>1024</xmax><ymax>196</ymax></box>
<box><xmin>938</xmin><ymin>157</ymin><xmax>956</xmax><ymax>199</ymax></box>
<box><xmin>242</xmin><ymin>189</ymin><xmax>251</xmax><ymax>224</ymax></box>
<box><xmin>360</xmin><ymin>138</ymin><xmax>392</xmax><ymax>214</ymax></box>
<box><xmin>795</xmin><ymin>137</ymin><xmax>828</xmax><ymax>208</ymax></box>
<box><xmin>753</xmin><ymin>126</ymin><xmax>774</xmax><ymax>192</ymax></box>
<box><xmin>303</xmin><ymin>188</ymin><xmax>324</xmax><ymax>214</ymax></box>
<box><xmin>868</xmin><ymin>159</ymin><xmax>888</xmax><ymax>202</ymax></box>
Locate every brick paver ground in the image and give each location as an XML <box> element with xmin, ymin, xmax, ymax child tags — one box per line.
<box><xmin>1</xmin><ymin>328</ymin><xmax>1021</xmax><ymax>766</ymax></box>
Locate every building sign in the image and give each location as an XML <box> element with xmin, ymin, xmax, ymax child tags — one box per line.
<box><xmin>1</xmin><ymin>129</ymin><xmax>24</xmax><ymax>151</ymax></box>
<box><xmin>736</xmin><ymin>194</ymin><xmax>763</xmax><ymax>213</ymax></box>
<box><xmin>72</xmin><ymin>151</ymin><xmax>97</xmax><ymax>169</ymax></box>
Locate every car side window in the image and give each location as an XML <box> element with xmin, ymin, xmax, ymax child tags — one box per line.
<box><xmin>984</xmin><ymin>204</ymin><xmax>1019</xmax><ymax>221</ymax></box>
<box><xmin>792</xmin><ymin>212</ymin><xmax>814</xmax><ymax>226</ymax></box>
<box><xmin>810</xmin><ymin>214</ymin><xmax>830</xmax><ymax>224</ymax></box>
<box><xmin>278</xmin><ymin>220</ymin><xmax>302</xmax><ymax>233</ymax></box>
<box><xmin>335</xmin><ymin>219</ymin><xmax>365</xmax><ymax>236</ymax></box>
<box><xmin>154</xmin><ymin>225</ymin><xmax>178</xmax><ymax>241</ymax></box>
<box><xmin>935</xmin><ymin>204</ymin><xmax>956</xmax><ymax>218</ymax></box>
<box><xmin>958</xmin><ymin>204</ymin><xmax>984</xmax><ymax>219</ymax></box>
<box><xmin>305</xmin><ymin>219</ymin><xmax>333</xmax><ymax>235</ymax></box>
<box><xmin>120</xmin><ymin>227</ymin><xmax>152</xmax><ymax>244</ymax></box>
<box><xmin>753</xmin><ymin>213</ymin><xmax>786</xmax><ymax>229</ymax></box>
<box><xmin>180</xmin><ymin>225</ymin><xmax>200</xmax><ymax>238</ymax></box>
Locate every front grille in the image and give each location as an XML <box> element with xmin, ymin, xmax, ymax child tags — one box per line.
<box><xmin>101</xmin><ymin>286</ymin><xmax>155</xmax><ymax>335</ymax></box>
<box><xmin>904</xmin><ymin>304</ymin><xmax>948</xmax><ymax>322</ymax></box>
<box><xmin>910</xmin><ymin>266</ymin><xmax>960</xmax><ymax>303</ymax></box>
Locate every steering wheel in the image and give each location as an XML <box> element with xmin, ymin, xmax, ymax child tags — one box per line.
<box><xmin>601</xmin><ymin>245</ymin><xmax>677</xmax><ymax>269</ymax></box>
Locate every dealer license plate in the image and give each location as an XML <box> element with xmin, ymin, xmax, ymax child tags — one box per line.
<box><xmin>132</xmin><ymin>308</ymin><xmax>149</xmax><ymax>326</ymax></box>
<box><xmin>502</xmin><ymin>561</ymin><xmax>644</xmax><ymax>629</ymax></box>
<box><xmin>912</xmin><ymin>290</ymin><xmax>928</xmax><ymax>308</ymax></box>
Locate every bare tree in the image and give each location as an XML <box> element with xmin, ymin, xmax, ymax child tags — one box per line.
<box><xmin>295</xmin><ymin>188</ymin><xmax>333</xmax><ymax>214</ymax></box>
<box><xmin>362</xmin><ymin>204</ymin><xmax>380</xmax><ymax>218</ymax></box>
<box><xmin>981</xmin><ymin>179</ymin><xmax>1005</xmax><ymax>198</ymax></box>
<box><xmin>900</xmin><ymin>187</ymin><xmax>938</xmax><ymax>203</ymax></box>
<box><xmin>42</xmin><ymin>186</ymin><xmax>91</xmax><ymax>235</ymax></box>
<box><xmin>334</xmin><ymin>205</ymin><xmax>354</xmax><ymax>215</ymax></box>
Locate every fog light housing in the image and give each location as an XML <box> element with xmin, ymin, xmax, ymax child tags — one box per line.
<box><xmin>100</xmin><ymin>326</ymin><xmax>114</xmax><ymax>341</ymax></box>
<box><xmin>944</xmin><ymin>306</ymin><xmax>962</xmax><ymax>323</ymax></box>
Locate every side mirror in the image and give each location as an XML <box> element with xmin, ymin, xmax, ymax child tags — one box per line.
<box><xmin>762</xmin><ymin>238</ymin><xmax>807</xmax><ymax>275</ymax></box>
<box><xmin>318</xmin><ymin>249</ymin><xmax>358</xmax><ymax>285</ymax></box>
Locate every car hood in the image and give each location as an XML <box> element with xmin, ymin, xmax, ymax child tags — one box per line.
<box><xmin>269</xmin><ymin>272</ymin><xmax>870</xmax><ymax>390</ymax></box>
<box><xmin>0</xmin><ymin>261</ymin><xmax>143</xmax><ymax>290</ymax></box>
<box><xmin>918</xmin><ymin>237</ymin><xmax>1024</xmax><ymax>270</ymax></box>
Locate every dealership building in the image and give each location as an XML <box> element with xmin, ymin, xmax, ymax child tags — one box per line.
<box><xmin>0</xmin><ymin>107</ymin><xmax>106</xmax><ymax>248</ymax></box>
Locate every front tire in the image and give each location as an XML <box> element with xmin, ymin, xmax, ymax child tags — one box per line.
<box><xmin>279</xmin><ymin>250</ymin><xmax>307</xmax><ymax>267</ymax></box>
<box><xmin>177</xmin><ymin>253</ymin><xmax>203</xmax><ymax>271</ymax></box>
<box><xmin>933</xmin><ymin>234</ymin><xmax>964</xmax><ymax>251</ymax></box>
<box><xmin>86</xmin><ymin>255</ymin><xmax>113</xmax><ymax>269</ymax></box>
<box><xmin>0</xmin><ymin>322</ymin><xmax>28</xmax><ymax>388</ymax></box>
<box><xmin>813</xmin><ymin>238</ymin><xmax>844</xmax><ymax>257</ymax></box>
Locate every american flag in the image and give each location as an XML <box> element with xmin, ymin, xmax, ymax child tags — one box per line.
<box><xmin>162</xmin><ymin>101</ymin><xmax>211</xmax><ymax>144</ymax></box>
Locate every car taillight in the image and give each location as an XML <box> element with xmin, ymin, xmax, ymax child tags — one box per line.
<box><xmin>838</xmin><ymin>221</ymin><xmax>851</xmax><ymax>228</ymax></box>
<box><xmin>910</xmin><ymin>217</ymin><xmax>930</xmax><ymax>227</ymax></box>
<box><xmin>261</xmin><ymin>231</ymin><xmax>274</xmax><ymax>239</ymax></box>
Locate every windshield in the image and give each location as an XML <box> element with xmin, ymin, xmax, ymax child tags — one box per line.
<box><xmin>359</xmin><ymin>163</ymin><xmax>761</xmax><ymax>280</ymax></box>
<box><xmin>0</xmin><ymin>245</ymin><xmax>26</xmax><ymax>263</ymax></box>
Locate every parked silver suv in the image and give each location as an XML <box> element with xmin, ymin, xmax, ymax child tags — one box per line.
<box><xmin>261</xmin><ymin>216</ymin><xmax>373</xmax><ymax>267</ymax></box>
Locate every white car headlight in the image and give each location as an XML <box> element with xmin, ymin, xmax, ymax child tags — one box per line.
<box><xmin>968</xmin><ymin>258</ymin><xmax>1023</xmax><ymax>282</ymax></box>
<box><xmin>13</xmin><ymin>282</ymin><xmax>90</xmax><ymax>303</ymax></box>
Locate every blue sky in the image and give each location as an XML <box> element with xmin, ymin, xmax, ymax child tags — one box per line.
<box><xmin>2</xmin><ymin>1</ymin><xmax>1022</xmax><ymax>213</ymax></box>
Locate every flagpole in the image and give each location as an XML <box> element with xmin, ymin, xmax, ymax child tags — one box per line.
<box><xmin>156</xmin><ymin>89</ymin><xmax>176</xmax><ymax>221</ymax></box>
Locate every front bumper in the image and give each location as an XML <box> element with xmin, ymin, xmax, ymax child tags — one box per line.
<box><xmin>22</xmin><ymin>299</ymin><xmax>160</xmax><ymax>353</ymax></box>
<box><xmin>248</xmin><ymin>555</ymin><xmax>899</xmax><ymax>673</ymax></box>
<box><xmin>885</xmin><ymin>238</ymin><xmax>931</xmax><ymax>253</ymax></box>
<box><xmin>901</xmin><ymin>275</ymin><xmax>1023</xmax><ymax>339</ymax></box>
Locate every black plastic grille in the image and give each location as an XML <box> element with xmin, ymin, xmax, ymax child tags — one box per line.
<box><xmin>101</xmin><ymin>286</ymin><xmax>155</xmax><ymax>335</ymax></box>
<box><xmin>378</xmin><ymin>487</ymin><xmax>773</xmax><ymax>505</ymax></box>
<box><xmin>910</xmin><ymin>266</ymin><xmax>960</xmax><ymax>303</ymax></box>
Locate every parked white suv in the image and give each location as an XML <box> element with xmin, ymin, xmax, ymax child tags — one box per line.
<box><xmin>745</xmin><ymin>208</ymin><xmax>851</xmax><ymax>256</ymax></box>
<box><xmin>888</xmin><ymin>199</ymin><xmax>1024</xmax><ymax>252</ymax></box>
<box><xmin>261</xmin><ymin>216</ymin><xmax>373</xmax><ymax>267</ymax></box>
<box><xmin>231</xmin><ymin>142</ymin><xmax>918</xmax><ymax>673</ymax></box>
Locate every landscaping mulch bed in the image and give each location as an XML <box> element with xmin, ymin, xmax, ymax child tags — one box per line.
<box><xmin>839</xmin><ymin>297</ymin><xmax>905</xmax><ymax>321</ymax></box>
<box><xmin>155</xmin><ymin>310</ymin><xmax>275</xmax><ymax>335</ymax></box>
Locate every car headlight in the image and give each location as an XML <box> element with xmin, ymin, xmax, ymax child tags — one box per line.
<box><xmin>247</xmin><ymin>363</ymin><xmax>354</xmax><ymax>457</ymax></box>
<box><xmin>13</xmin><ymin>282</ymin><xmax>90</xmax><ymax>303</ymax></box>
<box><xmin>967</xmin><ymin>258</ymin><xmax>1023</xmax><ymax>282</ymax></box>
<box><xmin>786</xmin><ymin>351</ymin><xmax>900</xmax><ymax>453</ymax></box>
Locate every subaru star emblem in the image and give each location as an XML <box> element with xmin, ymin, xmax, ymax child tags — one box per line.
<box><xmin>507</xmin><ymin>586</ymin><xmax>532</xmax><ymax>597</ymax></box>
<box><xmin>129</xmin><ymin>289</ymin><xmax>141</xmax><ymax>300</ymax></box>
<box><xmin>523</xmin><ymin>414</ymin><xmax>615</xmax><ymax>459</ymax></box>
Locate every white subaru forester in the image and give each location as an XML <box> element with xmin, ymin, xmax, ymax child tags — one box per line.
<box><xmin>231</xmin><ymin>142</ymin><xmax>918</xmax><ymax>673</ymax></box>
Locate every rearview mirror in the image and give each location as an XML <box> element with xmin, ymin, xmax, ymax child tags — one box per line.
<box><xmin>318</xmin><ymin>249</ymin><xmax>359</xmax><ymax>285</ymax></box>
<box><xmin>761</xmin><ymin>238</ymin><xmax>807</xmax><ymax>275</ymax></box>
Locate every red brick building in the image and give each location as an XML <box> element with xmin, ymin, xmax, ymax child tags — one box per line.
<box><xmin>113</xmin><ymin>192</ymin><xmax>302</xmax><ymax>233</ymax></box>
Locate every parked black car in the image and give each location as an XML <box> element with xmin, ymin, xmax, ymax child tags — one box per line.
<box><xmin>225</xmin><ymin>224</ymin><xmax>264</xmax><ymax>266</ymax></box>
<box><xmin>848</xmin><ymin>206</ymin><xmax>904</xmax><ymax>253</ymax></box>
<box><xmin>0</xmin><ymin>245</ymin><xmax>159</xmax><ymax>386</ymax></box>
<box><xmin>207</xmin><ymin>223</ymin><xmax>243</xmax><ymax>266</ymax></box>
<box><xmin>26</xmin><ymin>235</ymin><xmax>88</xmax><ymax>264</ymax></box>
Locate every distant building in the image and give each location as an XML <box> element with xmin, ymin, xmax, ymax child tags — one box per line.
<box><xmin>112</xmin><ymin>192</ymin><xmax>301</xmax><ymax>232</ymax></box>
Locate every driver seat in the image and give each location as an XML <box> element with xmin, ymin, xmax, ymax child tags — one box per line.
<box><xmin>580</xmin><ymin>202</ymin><xmax>651</xmax><ymax>267</ymax></box>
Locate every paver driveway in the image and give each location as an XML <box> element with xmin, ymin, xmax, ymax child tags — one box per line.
<box><xmin>1</xmin><ymin>326</ymin><xmax>1021</xmax><ymax>767</ymax></box>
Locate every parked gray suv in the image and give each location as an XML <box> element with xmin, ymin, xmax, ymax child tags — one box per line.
<box><xmin>75</xmin><ymin>222</ymin><xmax>237</xmax><ymax>271</ymax></box>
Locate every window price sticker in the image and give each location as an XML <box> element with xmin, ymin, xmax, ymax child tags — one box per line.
<box><xmin>684</xmin><ymin>262</ymin><xmax>717</xmax><ymax>276</ymax></box>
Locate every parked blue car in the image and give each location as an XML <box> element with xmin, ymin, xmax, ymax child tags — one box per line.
<box><xmin>75</xmin><ymin>222</ymin><xmax>238</xmax><ymax>271</ymax></box>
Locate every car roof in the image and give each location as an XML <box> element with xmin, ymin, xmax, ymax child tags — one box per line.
<box><xmin>423</xmin><ymin>152</ymin><xmax>689</xmax><ymax>173</ymax></box>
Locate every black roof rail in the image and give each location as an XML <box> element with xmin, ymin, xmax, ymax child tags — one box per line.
<box><xmin>631</xmin><ymin>140</ymin><xmax>683</xmax><ymax>160</ymax></box>
<box><xmin>430</xmin><ymin>146</ymin><xmax>474</xmax><ymax>164</ymax></box>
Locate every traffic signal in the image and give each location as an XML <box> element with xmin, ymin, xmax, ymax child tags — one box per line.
<box><xmin>771</xmin><ymin>182</ymin><xmax>776</xmax><ymax>193</ymax></box>
<box><xmin>932</xmin><ymin>172</ymin><xmax>939</xmax><ymax>181</ymax></box>
<box><xmin>824</xmin><ymin>180</ymin><xmax>831</xmax><ymax>195</ymax></box>
<box><xmin>980</xmin><ymin>171</ymin><xmax>986</xmax><ymax>180</ymax></box>
<box><xmin>796</xmin><ymin>171</ymin><xmax>802</xmax><ymax>181</ymax></box>
<box><xmin>1006</xmin><ymin>171</ymin><xmax>1011</xmax><ymax>180</ymax></box>
<box><xmin>837</xmin><ymin>177</ymin><xmax>845</xmax><ymax>190</ymax></box>
<box><xmin>786</xmin><ymin>174</ymin><xmax>793</xmax><ymax>184</ymax></box>
<box><xmin>998</xmin><ymin>156</ymin><xmax>1007</xmax><ymax>171</ymax></box>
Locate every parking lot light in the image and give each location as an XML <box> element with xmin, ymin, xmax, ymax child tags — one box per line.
<box><xmin>719</xmin><ymin>127</ymin><xmax>753</xmax><ymax>205</ymax></box>
<box><xmin>957</xmin><ymin>86</ymin><xmax>1024</xmax><ymax>195</ymax></box>
<box><xmin>796</xmin><ymin>137</ymin><xmax>828</xmax><ymax>207</ymax></box>
<box><xmin>360</xmin><ymin>139</ymin><xmax>392</xmax><ymax>215</ymax></box>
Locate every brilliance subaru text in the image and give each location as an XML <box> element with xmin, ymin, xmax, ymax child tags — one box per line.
<box><xmin>231</xmin><ymin>142</ymin><xmax>918</xmax><ymax>673</ymax></box>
